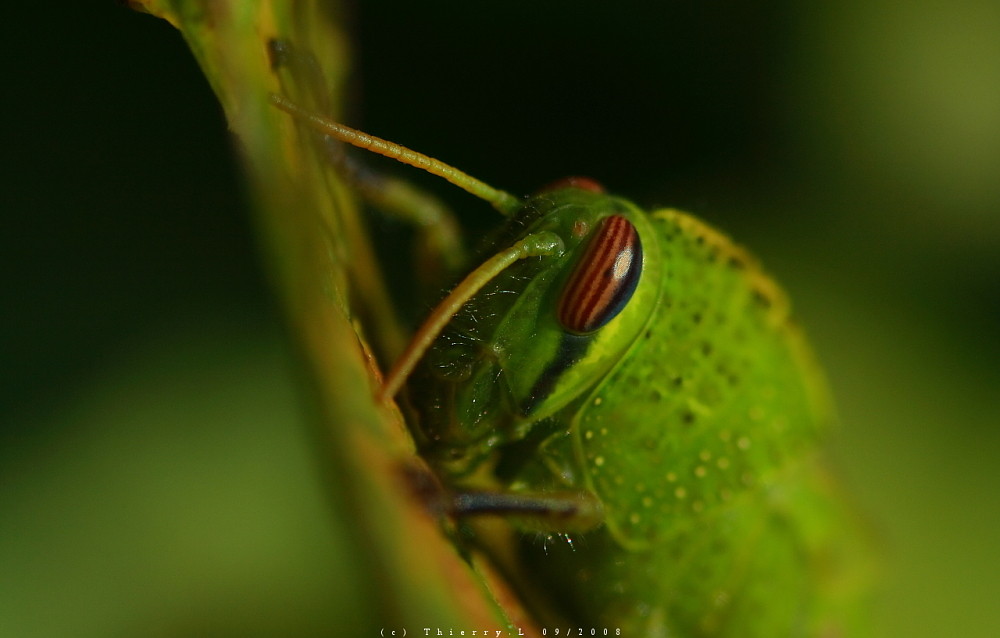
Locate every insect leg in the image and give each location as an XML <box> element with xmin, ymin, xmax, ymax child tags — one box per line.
<box><xmin>320</xmin><ymin>137</ymin><xmax>467</xmax><ymax>289</ymax></box>
<box><xmin>267</xmin><ymin>40</ymin><xmax>467</xmax><ymax>292</ymax></box>
<box><xmin>451</xmin><ymin>490</ymin><xmax>604</xmax><ymax>534</ymax></box>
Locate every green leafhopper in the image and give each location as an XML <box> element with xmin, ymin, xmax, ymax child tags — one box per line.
<box><xmin>272</xmin><ymin>93</ymin><xmax>872</xmax><ymax>637</ymax></box>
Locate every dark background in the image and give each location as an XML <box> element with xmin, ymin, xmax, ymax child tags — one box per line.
<box><xmin>2</xmin><ymin>1</ymin><xmax>999</xmax><ymax>636</ymax></box>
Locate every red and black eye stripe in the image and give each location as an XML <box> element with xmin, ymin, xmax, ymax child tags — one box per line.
<box><xmin>557</xmin><ymin>215</ymin><xmax>643</xmax><ymax>334</ymax></box>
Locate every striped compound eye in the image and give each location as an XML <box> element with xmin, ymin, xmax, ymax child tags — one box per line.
<box><xmin>557</xmin><ymin>215</ymin><xmax>643</xmax><ymax>334</ymax></box>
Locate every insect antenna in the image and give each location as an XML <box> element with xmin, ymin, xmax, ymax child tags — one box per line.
<box><xmin>377</xmin><ymin>231</ymin><xmax>564</xmax><ymax>401</ymax></box>
<box><xmin>270</xmin><ymin>94</ymin><xmax>522</xmax><ymax>216</ymax></box>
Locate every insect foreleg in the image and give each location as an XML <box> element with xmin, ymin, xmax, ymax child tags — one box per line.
<box><xmin>451</xmin><ymin>490</ymin><xmax>604</xmax><ymax>533</ymax></box>
<box><xmin>320</xmin><ymin>137</ymin><xmax>467</xmax><ymax>289</ymax></box>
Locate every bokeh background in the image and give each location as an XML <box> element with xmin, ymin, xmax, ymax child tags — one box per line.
<box><xmin>3</xmin><ymin>1</ymin><xmax>998</xmax><ymax>636</ymax></box>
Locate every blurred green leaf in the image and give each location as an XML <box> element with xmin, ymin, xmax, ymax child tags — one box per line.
<box><xmin>128</xmin><ymin>0</ymin><xmax>525</xmax><ymax>633</ymax></box>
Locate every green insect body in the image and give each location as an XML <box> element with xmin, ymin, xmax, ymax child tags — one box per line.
<box><xmin>272</xmin><ymin>95</ymin><xmax>869</xmax><ymax>637</ymax></box>
<box><xmin>411</xmin><ymin>191</ymin><xmax>858</xmax><ymax>637</ymax></box>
